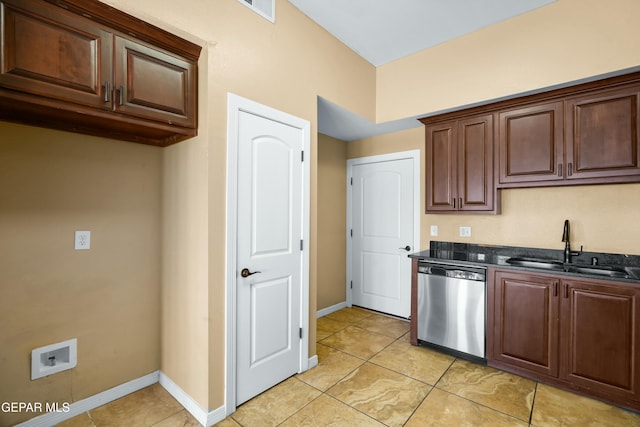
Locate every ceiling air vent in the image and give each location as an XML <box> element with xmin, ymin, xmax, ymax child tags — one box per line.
<box><xmin>238</xmin><ymin>0</ymin><xmax>275</xmax><ymax>22</ymax></box>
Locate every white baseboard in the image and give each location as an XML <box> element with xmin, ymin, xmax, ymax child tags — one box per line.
<box><xmin>159</xmin><ymin>372</ymin><xmax>225</xmax><ymax>427</ymax></box>
<box><xmin>15</xmin><ymin>371</ymin><xmax>159</xmax><ymax>427</ymax></box>
<box><xmin>316</xmin><ymin>301</ymin><xmax>347</xmax><ymax>318</ymax></box>
<box><xmin>308</xmin><ymin>354</ymin><xmax>318</xmax><ymax>370</ymax></box>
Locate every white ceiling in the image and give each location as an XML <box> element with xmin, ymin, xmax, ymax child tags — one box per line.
<box><xmin>287</xmin><ymin>0</ymin><xmax>557</xmax><ymax>141</ymax></box>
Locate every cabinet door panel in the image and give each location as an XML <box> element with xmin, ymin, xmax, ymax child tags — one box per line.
<box><xmin>566</xmin><ymin>88</ymin><xmax>640</xmax><ymax>179</ymax></box>
<box><xmin>561</xmin><ymin>279</ymin><xmax>638</xmax><ymax>399</ymax></box>
<box><xmin>425</xmin><ymin>122</ymin><xmax>456</xmax><ymax>211</ymax></box>
<box><xmin>491</xmin><ymin>270</ymin><xmax>559</xmax><ymax>377</ymax></box>
<box><xmin>0</xmin><ymin>0</ymin><xmax>111</xmax><ymax>109</ymax></box>
<box><xmin>459</xmin><ymin>114</ymin><xmax>493</xmax><ymax>210</ymax></box>
<box><xmin>499</xmin><ymin>103</ymin><xmax>563</xmax><ymax>184</ymax></box>
<box><xmin>114</xmin><ymin>36</ymin><xmax>196</xmax><ymax>127</ymax></box>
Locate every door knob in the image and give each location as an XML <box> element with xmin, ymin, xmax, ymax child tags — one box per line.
<box><xmin>399</xmin><ymin>245</ymin><xmax>411</xmax><ymax>252</ymax></box>
<box><xmin>241</xmin><ymin>268</ymin><xmax>261</xmax><ymax>278</ymax></box>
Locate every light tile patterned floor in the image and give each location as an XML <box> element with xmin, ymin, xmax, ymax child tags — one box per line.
<box><xmin>58</xmin><ymin>307</ymin><xmax>640</xmax><ymax>426</ymax></box>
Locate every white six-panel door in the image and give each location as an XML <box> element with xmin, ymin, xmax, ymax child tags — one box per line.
<box><xmin>348</xmin><ymin>153</ymin><xmax>418</xmax><ymax>318</ymax></box>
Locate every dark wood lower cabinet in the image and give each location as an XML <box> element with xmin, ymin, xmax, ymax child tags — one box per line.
<box><xmin>488</xmin><ymin>268</ymin><xmax>640</xmax><ymax>411</ymax></box>
<box><xmin>489</xmin><ymin>270</ymin><xmax>559</xmax><ymax>377</ymax></box>
<box><xmin>560</xmin><ymin>279</ymin><xmax>639</xmax><ymax>401</ymax></box>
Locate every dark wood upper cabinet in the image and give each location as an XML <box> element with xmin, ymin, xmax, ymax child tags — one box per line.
<box><xmin>565</xmin><ymin>86</ymin><xmax>640</xmax><ymax>180</ymax></box>
<box><xmin>424</xmin><ymin>114</ymin><xmax>496</xmax><ymax>213</ymax></box>
<box><xmin>0</xmin><ymin>0</ymin><xmax>201</xmax><ymax>146</ymax></box>
<box><xmin>423</xmin><ymin>71</ymin><xmax>640</xmax><ymax>195</ymax></box>
<box><xmin>113</xmin><ymin>36</ymin><xmax>196</xmax><ymax>128</ymax></box>
<box><xmin>498</xmin><ymin>102</ymin><xmax>564</xmax><ymax>184</ymax></box>
<box><xmin>425</xmin><ymin>121</ymin><xmax>457</xmax><ymax>211</ymax></box>
<box><xmin>498</xmin><ymin>82</ymin><xmax>640</xmax><ymax>187</ymax></box>
<box><xmin>0</xmin><ymin>0</ymin><xmax>113</xmax><ymax>109</ymax></box>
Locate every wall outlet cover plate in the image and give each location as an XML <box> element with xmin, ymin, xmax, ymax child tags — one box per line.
<box><xmin>75</xmin><ymin>230</ymin><xmax>91</xmax><ymax>250</ymax></box>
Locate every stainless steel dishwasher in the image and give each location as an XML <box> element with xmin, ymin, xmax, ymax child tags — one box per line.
<box><xmin>417</xmin><ymin>261</ymin><xmax>487</xmax><ymax>360</ymax></box>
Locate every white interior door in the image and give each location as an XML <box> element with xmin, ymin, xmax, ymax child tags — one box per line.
<box><xmin>235</xmin><ymin>109</ymin><xmax>304</xmax><ymax>405</ymax></box>
<box><xmin>349</xmin><ymin>154</ymin><xmax>417</xmax><ymax>318</ymax></box>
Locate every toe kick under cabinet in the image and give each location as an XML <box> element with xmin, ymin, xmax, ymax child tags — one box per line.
<box><xmin>0</xmin><ymin>0</ymin><xmax>201</xmax><ymax>146</ymax></box>
<box><xmin>487</xmin><ymin>268</ymin><xmax>640</xmax><ymax>411</ymax></box>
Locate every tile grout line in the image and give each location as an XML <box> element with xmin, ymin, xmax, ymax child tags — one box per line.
<box><xmin>529</xmin><ymin>382</ymin><xmax>539</xmax><ymax>427</ymax></box>
<box><xmin>316</xmin><ymin>311</ymin><xmax>425</xmax><ymax>426</ymax></box>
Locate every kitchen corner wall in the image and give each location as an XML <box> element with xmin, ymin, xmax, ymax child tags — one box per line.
<box><xmin>0</xmin><ymin>123</ymin><xmax>162</xmax><ymax>427</ymax></box>
<box><xmin>318</xmin><ymin>134</ymin><xmax>348</xmax><ymax>310</ymax></box>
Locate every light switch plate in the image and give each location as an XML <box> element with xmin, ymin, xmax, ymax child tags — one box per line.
<box><xmin>74</xmin><ymin>231</ymin><xmax>91</xmax><ymax>250</ymax></box>
<box><xmin>430</xmin><ymin>225</ymin><xmax>438</xmax><ymax>236</ymax></box>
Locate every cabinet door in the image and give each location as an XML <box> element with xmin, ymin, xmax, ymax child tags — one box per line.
<box><xmin>490</xmin><ymin>270</ymin><xmax>559</xmax><ymax>377</ymax></box>
<box><xmin>425</xmin><ymin>121</ymin><xmax>457</xmax><ymax>211</ymax></box>
<box><xmin>0</xmin><ymin>0</ymin><xmax>112</xmax><ymax>109</ymax></box>
<box><xmin>565</xmin><ymin>87</ymin><xmax>640</xmax><ymax>180</ymax></box>
<box><xmin>114</xmin><ymin>35</ymin><xmax>196</xmax><ymax>127</ymax></box>
<box><xmin>458</xmin><ymin>114</ymin><xmax>494</xmax><ymax>211</ymax></box>
<box><xmin>498</xmin><ymin>102</ymin><xmax>564</xmax><ymax>185</ymax></box>
<box><xmin>560</xmin><ymin>278</ymin><xmax>639</xmax><ymax>401</ymax></box>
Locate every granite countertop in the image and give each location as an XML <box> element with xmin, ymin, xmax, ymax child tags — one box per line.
<box><xmin>410</xmin><ymin>241</ymin><xmax>640</xmax><ymax>283</ymax></box>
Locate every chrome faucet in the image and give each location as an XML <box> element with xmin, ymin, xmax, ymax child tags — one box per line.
<box><xmin>562</xmin><ymin>219</ymin><xmax>582</xmax><ymax>263</ymax></box>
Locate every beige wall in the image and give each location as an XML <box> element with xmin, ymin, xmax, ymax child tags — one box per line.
<box><xmin>0</xmin><ymin>123</ymin><xmax>161</xmax><ymax>426</ymax></box>
<box><xmin>377</xmin><ymin>0</ymin><xmax>640</xmax><ymax>122</ymax></box>
<box><xmin>318</xmin><ymin>134</ymin><xmax>348</xmax><ymax>310</ymax></box>
<box><xmin>103</xmin><ymin>0</ymin><xmax>376</xmax><ymax>410</ymax></box>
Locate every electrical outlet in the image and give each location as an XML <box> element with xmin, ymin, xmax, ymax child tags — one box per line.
<box><xmin>459</xmin><ymin>226</ymin><xmax>471</xmax><ymax>237</ymax></box>
<box><xmin>430</xmin><ymin>225</ymin><xmax>438</xmax><ymax>237</ymax></box>
<box><xmin>74</xmin><ymin>231</ymin><xmax>91</xmax><ymax>250</ymax></box>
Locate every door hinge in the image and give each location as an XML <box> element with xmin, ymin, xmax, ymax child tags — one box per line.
<box><xmin>300</xmin><ymin>239</ymin><xmax>304</xmax><ymax>251</ymax></box>
<box><xmin>350</xmin><ymin>229</ymin><xmax>353</xmax><ymax>237</ymax></box>
<box><xmin>299</xmin><ymin>327</ymin><xmax>303</xmax><ymax>339</ymax></box>
<box><xmin>301</xmin><ymin>151</ymin><xmax>304</xmax><ymax>162</ymax></box>
<box><xmin>350</xmin><ymin>177</ymin><xmax>353</xmax><ymax>185</ymax></box>
<box><xmin>350</xmin><ymin>280</ymin><xmax>353</xmax><ymax>289</ymax></box>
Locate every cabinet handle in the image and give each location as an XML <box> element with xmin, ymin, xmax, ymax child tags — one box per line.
<box><xmin>553</xmin><ymin>282</ymin><xmax>558</xmax><ymax>297</ymax></box>
<box><xmin>453</xmin><ymin>198</ymin><xmax>456</xmax><ymax>209</ymax></box>
<box><xmin>558</xmin><ymin>163</ymin><xmax>562</xmax><ymax>177</ymax></box>
<box><xmin>564</xmin><ymin>283</ymin><xmax>569</xmax><ymax>298</ymax></box>
<box><xmin>459</xmin><ymin>197</ymin><xmax>462</xmax><ymax>209</ymax></box>
<box><xmin>118</xmin><ymin>86</ymin><xmax>124</xmax><ymax>106</ymax></box>
<box><xmin>568</xmin><ymin>162</ymin><xmax>573</xmax><ymax>176</ymax></box>
<box><xmin>103</xmin><ymin>81</ymin><xmax>110</xmax><ymax>102</ymax></box>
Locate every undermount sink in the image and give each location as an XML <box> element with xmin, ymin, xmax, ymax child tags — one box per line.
<box><xmin>565</xmin><ymin>264</ymin><xmax>629</xmax><ymax>279</ymax></box>
<box><xmin>506</xmin><ymin>257</ymin><xmax>631</xmax><ymax>279</ymax></box>
<box><xmin>506</xmin><ymin>257</ymin><xmax>564</xmax><ymax>270</ymax></box>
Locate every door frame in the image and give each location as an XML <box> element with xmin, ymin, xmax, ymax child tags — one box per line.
<box><xmin>225</xmin><ymin>93</ymin><xmax>310</xmax><ymax>414</ymax></box>
<box><xmin>346</xmin><ymin>150</ymin><xmax>421</xmax><ymax>312</ymax></box>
